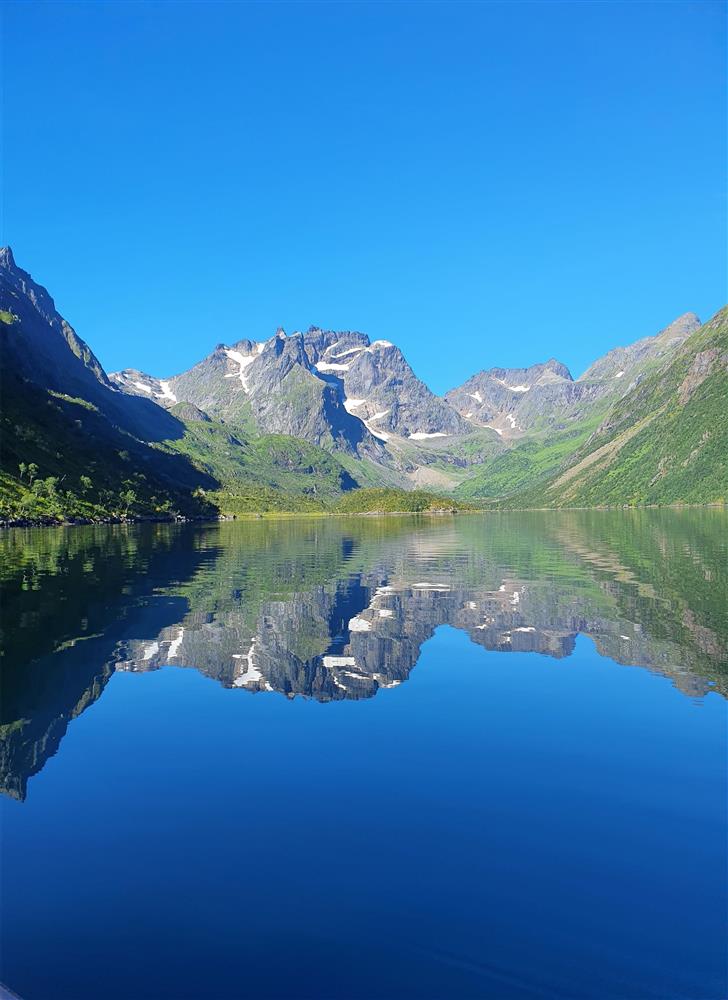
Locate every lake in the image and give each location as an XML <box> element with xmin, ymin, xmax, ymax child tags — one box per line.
<box><xmin>1</xmin><ymin>510</ymin><xmax>726</xmax><ymax>1000</ymax></box>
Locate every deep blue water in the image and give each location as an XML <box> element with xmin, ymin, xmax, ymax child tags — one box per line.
<box><xmin>1</xmin><ymin>512</ymin><xmax>726</xmax><ymax>999</ymax></box>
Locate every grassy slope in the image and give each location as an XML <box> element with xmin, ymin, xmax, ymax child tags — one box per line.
<box><xmin>160</xmin><ymin>414</ymin><xmax>358</xmax><ymax>505</ymax></box>
<box><xmin>0</xmin><ymin>371</ymin><xmax>215</xmax><ymax>522</ymax></box>
<box><xmin>390</xmin><ymin>429</ymin><xmax>505</xmax><ymax>490</ymax></box>
<box><xmin>508</xmin><ymin>308</ymin><xmax>728</xmax><ymax>507</ymax></box>
<box><xmin>0</xmin><ymin>368</ymin><xmax>359</xmax><ymax>520</ymax></box>
<box><xmin>454</xmin><ymin>417</ymin><xmax>603</xmax><ymax>500</ymax></box>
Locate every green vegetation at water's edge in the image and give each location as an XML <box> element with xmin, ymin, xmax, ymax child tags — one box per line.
<box><xmin>205</xmin><ymin>487</ymin><xmax>474</xmax><ymax>516</ymax></box>
<box><xmin>0</xmin><ymin>372</ymin><xmax>216</xmax><ymax>524</ymax></box>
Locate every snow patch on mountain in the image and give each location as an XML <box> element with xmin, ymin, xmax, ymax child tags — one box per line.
<box><xmin>329</xmin><ymin>345</ymin><xmax>366</xmax><ymax>360</ymax></box>
<box><xmin>348</xmin><ymin>615</ymin><xmax>372</xmax><ymax>632</ymax></box>
<box><xmin>315</xmin><ymin>361</ymin><xmax>351</xmax><ymax>372</ymax></box>
<box><xmin>323</xmin><ymin>655</ymin><xmax>357</xmax><ymax>668</ymax></box>
<box><xmin>224</xmin><ymin>348</ymin><xmax>256</xmax><ymax>391</ymax></box>
<box><xmin>365</xmin><ymin>421</ymin><xmax>390</xmax><ymax>442</ymax></box>
<box><xmin>159</xmin><ymin>380</ymin><xmax>177</xmax><ymax>403</ymax></box>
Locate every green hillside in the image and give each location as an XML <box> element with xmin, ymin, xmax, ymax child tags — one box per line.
<box><xmin>0</xmin><ymin>369</ymin><xmax>216</xmax><ymax>523</ymax></box>
<box><xmin>508</xmin><ymin>307</ymin><xmax>728</xmax><ymax>507</ymax></box>
<box><xmin>455</xmin><ymin>417</ymin><xmax>602</xmax><ymax>500</ymax></box>
<box><xmin>0</xmin><ymin>375</ymin><xmax>364</xmax><ymax>522</ymax></box>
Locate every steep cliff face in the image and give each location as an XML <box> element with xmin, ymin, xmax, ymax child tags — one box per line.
<box><xmin>304</xmin><ymin>328</ymin><xmax>469</xmax><ymax>440</ymax></box>
<box><xmin>0</xmin><ymin>246</ymin><xmax>110</xmax><ymax>390</ymax></box>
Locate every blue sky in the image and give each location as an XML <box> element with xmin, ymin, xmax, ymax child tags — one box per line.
<box><xmin>2</xmin><ymin>1</ymin><xmax>725</xmax><ymax>392</ymax></box>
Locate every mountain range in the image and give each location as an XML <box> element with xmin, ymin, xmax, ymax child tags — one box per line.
<box><xmin>1</xmin><ymin>247</ymin><xmax>726</xmax><ymax>520</ymax></box>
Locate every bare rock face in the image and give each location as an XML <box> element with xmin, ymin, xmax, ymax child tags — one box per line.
<box><xmin>445</xmin><ymin>359</ymin><xmax>580</xmax><ymax>437</ymax></box>
<box><xmin>303</xmin><ymin>327</ymin><xmax>470</xmax><ymax>441</ymax></box>
<box><xmin>579</xmin><ymin>312</ymin><xmax>701</xmax><ymax>383</ymax></box>
<box><xmin>677</xmin><ymin>348</ymin><xmax>728</xmax><ymax>406</ymax></box>
<box><xmin>445</xmin><ymin>314</ymin><xmax>703</xmax><ymax>438</ymax></box>
<box><xmin>110</xmin><ymin>324</ymin><xmax>468</xmax><ymax>460</ymax></box>
<box><xmin>245</xmin><ymin>332</ymin><xmax>386</xmax><ymax>458</ymax></box>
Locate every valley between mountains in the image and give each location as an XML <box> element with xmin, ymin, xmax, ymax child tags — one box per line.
<box><xmin>1</xmin><ymin>247</ymin><xmax>726</xmax><ymax>523</ymax></box>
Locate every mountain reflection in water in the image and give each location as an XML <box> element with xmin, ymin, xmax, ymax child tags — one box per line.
<box><xmin>1</xmin><ymin>509</ymin><xmax>726</xmax><ymax>800</ymax></box>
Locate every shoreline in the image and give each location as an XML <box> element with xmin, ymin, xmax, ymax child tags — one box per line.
<box><xmin>1</xmin><ymin>501</ymin><xmax>724</xmax><ymax>530</ymax></box>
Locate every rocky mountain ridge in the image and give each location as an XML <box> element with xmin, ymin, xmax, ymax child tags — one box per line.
<box><xmin>110</xmin><ymin>306</ymin><xmax>702</xmax><ymax>462</ymax></box>
<box><xmin>445</xmin><ymin>313</ymin><xmax>701</xmax><ymax>438</ymax></box>
<box><xmin>2</xmin><ymin>246</ymin><xmax>723</xmax><ymax>511</ymax></box>
<box><xmin>111</xmin><ymin>325</ymin><xmax>472</xmax><ymax>455</ymax></box>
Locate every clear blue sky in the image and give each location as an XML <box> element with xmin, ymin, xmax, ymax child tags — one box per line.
<box><xmin>2</xmin><ymin>1</ymin><xmax>725</xmax><ymax>392</ymax></box>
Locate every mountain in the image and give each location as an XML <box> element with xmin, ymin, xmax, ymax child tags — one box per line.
<box><xmin>303</xmin><ymin>328</ymin><xmax>469</xmax><ymax>439</ymax></box>
<box><xmin>111</xmin><ymin>325</ymin><xmax>469</xmax><ymax>454</ymax></box>
<box><xmin>453</xmin><ymin>310</ymin><xmax>722</xmax><ymax>503</ymax></box>
<box><xmin>578</xmin><ymin>312</ymin><xmax>701</xmax><ymax>382</ymax></box>
<box><xmin>446</xmin><ymin>359</ymin><xmax>582</xmax><ymax>438</ymax></box>
<box><xmin>0</xmin><ymin>248</ymin><xmax>221</xmax><ymax>521</ymax></box>
<box><xmin>445</xmin><ymin>313</ymin><xmax>702</xmax><ymax>439</ymax></box>
<box><xmin>507</xmin><ymin>307</ymin><xmax>728</xmax><ymax>507</ymax></box>
<box><xmin>114</xmin><ymin>330</ymin><xmax>388</xmax><ymax>460</ymax></box>
<box><xmin>1</xmin><ymin>247</ymin><xmax>723</xmax><ymax>517</ymax></box>
<box><xmin>0</xmin><ymin>250</ymin><xmax>362</xmax><ymax>522</ymax></box>
<box><xmin>108</xmin><ymin>293</ymin><xmax>715</xmax><ymax>506</ymax></box>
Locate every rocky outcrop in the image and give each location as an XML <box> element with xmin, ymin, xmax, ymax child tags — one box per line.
<box><xmin>445</xmin><ymin>359</ymin><xmax>584</xmax><ymax>437</ymax></box>
<box><xmin>303</xmin><ymin>328</ymin><xmax>469</xmax><ymax>440</ymax></box>
<box><xmin>580</xmin><ymin>312</ymin><xmax>701</xmax><ymax>383</ymax></box>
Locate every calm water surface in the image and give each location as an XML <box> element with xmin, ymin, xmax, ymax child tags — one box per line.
<box><xmin>1</xmin><ymin>510</ymin><xmax>726</xmax><ymax>999</ymax></box>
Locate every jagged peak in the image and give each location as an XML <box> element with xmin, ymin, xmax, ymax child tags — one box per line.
<box><xmin>0</xmin><ymin>246</ymin><xmax>16</xmax><ymax>269</ymax></box>
<box><xmin>657</xmin><ymin>312</ymin><xmax>701</xmax><ymax>340</ymax></box>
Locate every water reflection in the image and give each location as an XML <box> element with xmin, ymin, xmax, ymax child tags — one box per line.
<box><xmin>1</xmin><ymin>510</ymin><xmax>726</xmax><ymax>799</ymax></box>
